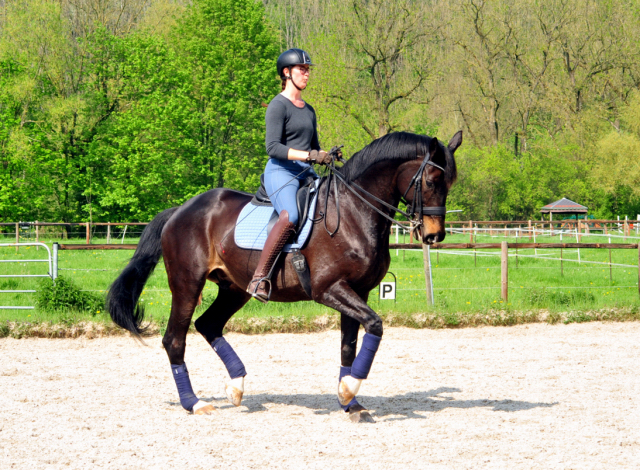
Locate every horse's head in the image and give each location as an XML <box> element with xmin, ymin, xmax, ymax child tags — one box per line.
<box><xmin>397</xmin><ymin>131</ymin><xmax>462</xmax><ymax>244</ymax></box>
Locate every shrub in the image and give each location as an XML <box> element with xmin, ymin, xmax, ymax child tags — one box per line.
<box><xmin>36</xmin><ymin>276</ymin><xmax>103</xmax><ymax>314</ymax></box>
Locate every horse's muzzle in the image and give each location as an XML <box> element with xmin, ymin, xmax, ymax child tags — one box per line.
<box><xmin>421</xmin><ymin>216</ymin><xmax>446</xmax><ymax>245</ymax></box>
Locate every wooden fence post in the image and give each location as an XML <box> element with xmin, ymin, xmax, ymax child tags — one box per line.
<box><xmin>422</xmin><ymin>244</ymin><xmax>434</xmax><ymax>305</ymax></box>
<box><xmin>15</xmin><ymin>222</ymin><xmax>18</xmax><ymax>253</ymax></box>
<box><xmin>501</xmin><ymin>241</ymin><xmax>508</xmax><ymax>302</ymax></box>
<box><xmin>469</xmin><ymin>221</ymin><xmax>473</xmax><ymax>243</ymax></box>
<box><xmin>35</xmin><ymin>220</ymin><xmax>39</xmax><ymax>251</ymax></box>
<box><xmin>86</xmin><ymin>222</ymin><xmax>90</xmax><ymax>244</ymax></box>
<box><xmin>577</xmin><ymin>221</ymin><xmax>582</xmax><ymax>242</ymax></box>
<box><xmin>624</xmin><ymin>217</ymin><xmax>629</xmax><ymax>241</ymax></box>
<box><xmin>528</xmin><ymin>220</ymin><xmax>532</xmax><ymax>241</ymax></box>
<box><xmin>107</xmin><ymin>223</ymin><xmax>111</xmax><ymax>244</ymax></box>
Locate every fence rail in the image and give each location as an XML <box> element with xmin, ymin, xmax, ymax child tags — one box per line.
<box><xmin>4</xmin><ymin>217</ymin><xmax>640</xmax><ymax>247</ymax></box>
<box><xmin>49</xmin><ymin>242</ymin><xmax>640</xmax><ymax>250</ymax></box>
<box><xmin>389</xmin><ymin>243</ymin><xmax>640</xmax><ymax>249</ymax></box>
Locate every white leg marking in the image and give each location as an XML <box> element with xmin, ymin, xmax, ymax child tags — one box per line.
<box><xmin>192</xmin><ymin>400</ymin><xmax>216</xmax><ymax>415</ymax></box>
<box><xmin>226</xmin><ymin>376</ymin><xmax>244</xmax><ymax>407</ymax></box>
<box><xmin>338</xmin><ymin>375</ymin><xmax>362</xmax><ymax>406</ymax></box>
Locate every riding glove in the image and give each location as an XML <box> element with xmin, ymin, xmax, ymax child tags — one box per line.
<box><xmin>307</xmin><ymin>149</ymin><xmax>332</xmax><ymax>165</ymax></box>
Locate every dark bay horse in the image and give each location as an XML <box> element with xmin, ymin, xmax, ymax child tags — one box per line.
<box><xmin>107</xmin><ymin>131</ymin><xmax>462</xmax><ymax>421</ymax></box>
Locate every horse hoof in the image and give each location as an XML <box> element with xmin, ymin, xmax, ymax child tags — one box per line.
<box><xmin>226</xmin><ymin>377</ymin><xmax>244</xmax><ymax>407</ymax></box>
<box><xmin>192</xmin><ymin>401</ymin><xmax>216</xmax><ymax>415</ymax></box>
<box><xmin>349</xmin><ymin>410</ymin><xmax>375</xmax><ymax>423</ymax></box>
<box><xmin>338</xmin><ymin>376</ymin><xmax>362</xmax><ymax>406</ymax></box>
<box><xmin>226</xmin><ymin>386</ymin><xmax>243</xmax><ymax>406</ymax></box>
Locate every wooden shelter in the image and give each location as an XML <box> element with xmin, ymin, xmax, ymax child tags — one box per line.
<box><xmin>540</xmin><ymin>198</ymin><xmax>588</xmax><ymax>222</ymax></box>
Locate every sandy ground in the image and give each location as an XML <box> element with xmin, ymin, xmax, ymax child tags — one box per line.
<box><xmin>1</xmin><ymin>323</ymin><xmax>639</xmax><ymax>470</ymax></box>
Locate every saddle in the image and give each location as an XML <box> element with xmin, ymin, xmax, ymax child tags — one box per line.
<box><xmin>234</xmin><ymin>173</ymin><xmax>319</xmax><ymax>297</ymax></box>
<box><xmin>234</xmin><ymin>175</ymin><xmax>320</xmax><ymax>253</ymax></box>
<box><xmin>252</xmin><ymin>173</ymin><xmax>318</xmax><ymax>234</ymax></box>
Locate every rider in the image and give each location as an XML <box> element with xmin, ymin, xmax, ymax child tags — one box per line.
<box><xmin>246</xmin><ymin>48</ymin><xmax>333</xmax><ymax>303</ymax></box>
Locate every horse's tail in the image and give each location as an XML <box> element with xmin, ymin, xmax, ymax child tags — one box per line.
<box><xmin>106</xmin><ymin>207</ymin><xmax>179</xmax><ymax>336</ymax></box>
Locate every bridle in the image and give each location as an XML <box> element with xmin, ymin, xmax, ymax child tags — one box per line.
<box><xmin>318</xmin><ymin>147</ymin><xmax>447</xmax><ymax>239</ymax></box>
<box><xmin>400</xmin><ymin>151</ymin><xmax>447</xmax><ymax>233</ymax></box>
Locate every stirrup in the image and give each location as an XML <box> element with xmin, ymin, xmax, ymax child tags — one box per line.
<box><xmin>247</xmin><ymin>277</ymin><xmax>272</xmax><ymax>303</ymax></box>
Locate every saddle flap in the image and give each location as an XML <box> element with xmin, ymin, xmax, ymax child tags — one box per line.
<box><xmin>295</xmin><ymin>175</ymin><xmax>316</xmax><ymax>232</ymax></box>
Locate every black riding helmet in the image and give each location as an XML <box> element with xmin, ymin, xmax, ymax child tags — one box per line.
<box><xmin>277</xmin><ymin>48</ymin><xmax>313</xmax><ymax>78</ymax></box>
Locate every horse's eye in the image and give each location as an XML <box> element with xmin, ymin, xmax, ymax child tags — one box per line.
<box><xmin>425</xmin><ymin>181</ymin><xmax>435</xmax><ymax>189</ymax></box>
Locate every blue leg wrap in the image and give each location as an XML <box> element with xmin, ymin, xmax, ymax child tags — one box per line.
<box><xmin>171</xmin><ymin>363</ymin><xmax>199</xmax><ymax>412</ymax></box>
<box><xmin>351</xmin><ymin>333</ymin><xmax>381</xmax><ymax>380</ymax></box>
<box><xmin>212</xmin><ymin>337</ymin><xmax>247</xmax><ymax>379</ymax></box>
<box><xmin>338</xmin><ymin>366</ymin><xmax>360</xmax><ymax>412</ymax></box>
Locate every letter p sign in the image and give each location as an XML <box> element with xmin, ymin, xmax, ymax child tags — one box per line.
<box><xmin>379</xmin><ymin>282</ymin><xmax>396</xmax><ymax>300</ymax></box>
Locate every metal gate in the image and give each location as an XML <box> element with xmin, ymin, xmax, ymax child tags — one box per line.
<box><xmin>0</xmin><ymin>242</ymin><xmax>57</xmax><ymax>310</ymax></box>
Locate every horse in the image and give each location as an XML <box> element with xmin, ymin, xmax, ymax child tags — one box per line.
<box><xmin>107</xmin><ymin>130</ymin><xmax>462</xmax><ymax>421</ymax></box>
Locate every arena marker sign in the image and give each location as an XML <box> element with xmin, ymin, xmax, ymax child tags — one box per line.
<box><xmin>378</xmin><ymin>272</ymin><xmax>397</xmax><ymax>302</ymax></box>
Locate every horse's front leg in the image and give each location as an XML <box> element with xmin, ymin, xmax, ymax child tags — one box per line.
<box><xmin>319</xmin><ymin>281</ymin><xmax>382</xmax><ymax>416</ymax></box>
<box><xmin>339</xmin><ymin>312</ymin><xmax>375</xmax><ymax>423</ymax></box>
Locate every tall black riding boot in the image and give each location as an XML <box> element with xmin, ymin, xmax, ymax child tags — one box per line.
<box><xmin>246</xmin><ymin>210</ymin><xmax>296</xmax><ymax>303</ymax></box>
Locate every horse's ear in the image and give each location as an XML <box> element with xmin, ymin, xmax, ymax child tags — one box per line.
<box><xmin>448</xmin><ymin>131</ymin><xmax>463</xmax><ymax>153</ymax></box>
<box><xmin>429</xmin><ymin>137</ymin><xmax>439</xmax><ymax>156</ymax></box>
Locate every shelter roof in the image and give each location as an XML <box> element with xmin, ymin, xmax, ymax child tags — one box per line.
<box><xmin>540</xmin><ymin>198</ymin><xmax>588</xmax><ymax>213</ymax></box>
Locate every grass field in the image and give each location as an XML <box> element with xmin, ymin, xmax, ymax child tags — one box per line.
<box><xmin>1</xmin><ymin>227</ymin><xmax>640</xmax><ymax>334</ymax></box>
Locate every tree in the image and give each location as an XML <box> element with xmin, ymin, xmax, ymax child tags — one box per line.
<box><xmin>87</xmin><ymin>0</ymin><xmax>281</xmax><ymax>220</ymax></box>
<box><xmin>173</xmin><ymin>0</ymin><xmax>280</xmax><ymax>190</ymax></box>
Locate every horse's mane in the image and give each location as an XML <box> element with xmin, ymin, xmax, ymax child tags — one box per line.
<box><xmin>340</xmin><ymin>132</ymin><xmax>457</xmax><ymax>185</ymax></box>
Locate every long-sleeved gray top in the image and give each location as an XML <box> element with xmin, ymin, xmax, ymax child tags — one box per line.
<box><xmin>265</xmin><ymin>94</ymin><xmax>320</xmax><ymax>160</ymax></box>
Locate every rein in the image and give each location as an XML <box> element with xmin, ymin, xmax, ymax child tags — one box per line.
<box><xmin>318</xmin><ymin>149</ymin><xmax>446</xmax><ymax>237</ymax></box>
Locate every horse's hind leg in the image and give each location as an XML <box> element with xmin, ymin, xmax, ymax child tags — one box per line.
<box><xmin>162</xmin><ymin>275</ymin><xmax>215</xmax><ymax>415</ymax></box>
<box><xmin>194</xmin><ymin>284</ymin><xmax>251</xmax><ymax>407</ymax></box>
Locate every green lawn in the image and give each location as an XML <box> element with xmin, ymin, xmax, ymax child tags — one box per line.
<box><xmin>1</xmin><ymin>227</ymin><xmax>639</xmax><ymax>330</ymax></box>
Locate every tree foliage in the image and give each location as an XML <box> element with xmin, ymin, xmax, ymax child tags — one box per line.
<box><xmin>1</xmin><ymin>0</ymin><xmax>640</xmax><ymax>223</ymax></box>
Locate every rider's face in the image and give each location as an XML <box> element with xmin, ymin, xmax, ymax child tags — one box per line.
<box><xmin>288</xmin><ymin>65</ymin><xmax>310</xmax><ymax>88</ymax></box>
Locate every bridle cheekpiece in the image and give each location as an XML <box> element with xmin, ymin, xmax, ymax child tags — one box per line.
<box><xmin>400</xmin><ymin>152</ymin><xmax>447</xmax><ymax>240</ymax></box>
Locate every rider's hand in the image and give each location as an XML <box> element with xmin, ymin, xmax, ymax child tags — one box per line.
<box><xmin>329</xmin><ymin>146</ymin><xmax>343</xmax><ymax>159</ymax></box>
<box><xmin>307</xmin><ymin>149</ymin><xmax>332</xmax><ymax>165</ymax></box>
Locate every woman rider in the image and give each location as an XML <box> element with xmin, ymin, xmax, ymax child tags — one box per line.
<box><xmin>247</xmin><ymin>48</ymin><xmax>333</xmax><ymax>302</ymax></box>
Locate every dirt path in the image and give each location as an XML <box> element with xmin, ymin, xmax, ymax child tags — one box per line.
<box><xmin>2</xmin><ymin>322</ymin><xmax>639</xmax><ymax>469</ymax></box>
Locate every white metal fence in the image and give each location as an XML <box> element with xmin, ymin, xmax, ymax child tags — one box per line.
<box><xmin>0</xmin><ymin>243</ymin><xmax>56</xmax><ymax>310</ymax></box>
